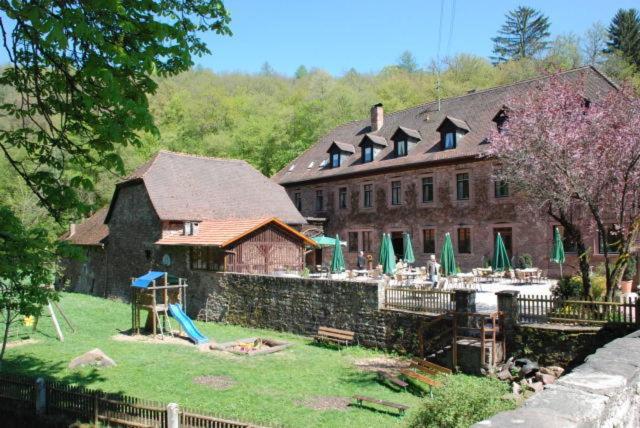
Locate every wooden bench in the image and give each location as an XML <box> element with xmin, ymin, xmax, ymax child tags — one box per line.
<box><xmin>411</xmin><ymin>358</ymin><xmax>452</xmax><ymax>375</ymax></box>
<box><xmin>377</xmin><ymin>371</ymin><xmax>408</xmax><ymax>389</ymax></box>
<box><xmin>352</xmin><ymin>395</ymin><xmax>409</xmax><ymax>415</ymax></box>
<box><xmin>314</xmin><ymin>326</ymin><xmax>354</xmax><ymax>347</ymax></box>
<box><xmin>400</xmin><ymin>369</ymin><xmax>443</xmax><ymax>388</ymax></box>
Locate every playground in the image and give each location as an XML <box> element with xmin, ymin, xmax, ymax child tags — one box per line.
<box><xmin>1</xmin><ymin>288</ymin><xmax>514</xmax><ymax>427</ymax></box>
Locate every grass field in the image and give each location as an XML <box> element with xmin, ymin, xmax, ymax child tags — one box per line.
<box><xmin>1</xmin><ymin>292</ymin><xmax>512</xmax><ymax>427</ymax></box>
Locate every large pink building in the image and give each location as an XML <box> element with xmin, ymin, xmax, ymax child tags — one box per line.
<box><xmin>274</xmin><ymin>67</ymin><xmax>630</xmax><ymax>277</ymax></box>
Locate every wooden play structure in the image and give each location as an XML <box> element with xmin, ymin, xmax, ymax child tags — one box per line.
<box><xmin>130</xmin><ymin>271</ymin><xmax>186</xmax><ymax>338</ymax></box>
<box><xmin>130</xmin><ymin>271</ymin><xmax>208</xmax><ymax>344</ymax></box>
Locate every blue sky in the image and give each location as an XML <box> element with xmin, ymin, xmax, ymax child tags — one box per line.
<box><xmin>199</xmin><ymin>0</ymin><xmax>639</xmax><ymax>75</ymax></box>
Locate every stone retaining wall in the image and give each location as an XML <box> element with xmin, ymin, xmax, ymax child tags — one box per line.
<box><xmin>474</xmin><ymin>329</ymin><xmax>640</xmax><ymax>427</ymax></box>
<box><xmin>188</xmin><ymin>272</ymin><xmax>430</xmax><ymax>352</ymax></box>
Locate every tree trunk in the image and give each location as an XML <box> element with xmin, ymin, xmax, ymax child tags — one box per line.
<box><xmin>0</xmin><ymin>308</ymin><xmax>12</xmax><ymax>364</ymax></box>
<box><xmin>551</xmin><ymin>208</ymin><xmax>592</xmax><ymax>298</ymax></box>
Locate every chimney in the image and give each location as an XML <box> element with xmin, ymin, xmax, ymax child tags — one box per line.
<box><xmin>69</xmin><ymin>223</ymin><xmax>76</xmax><ymax>237</ymax></box>
<box><xmin>370</xmin><ymin>103</ymin><xmax>383</xmax><ymax>132</ymax></box>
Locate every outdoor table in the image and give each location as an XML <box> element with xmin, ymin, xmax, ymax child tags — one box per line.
<box><xmin>519</xmin><ymin>268</ymin><xmax>540</xmax><ymax>284</ymax></box>
<box><xmin>399</xmin><ymin>270</ymin><xmax>420</xmax><ymax>286</ymax></box>
<box><xmin>455</xmin><ymin>272</ymin><xmax>475</xmax><ymax>288</ymax></box>
<box><xmin>353</xmin><ymin>269</ymin><xmax>369</xmax><ymax>277</ymax></box>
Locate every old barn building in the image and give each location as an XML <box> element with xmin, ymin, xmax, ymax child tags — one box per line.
<box><xmin>273</xmin><ymin>67</ymin><xmax>629</xmax><ymax>276</ymax></box>
<box><xmin>62</xmin><ymin>151</ymin><xmax>310</xmax><ymax>297</ymax></box>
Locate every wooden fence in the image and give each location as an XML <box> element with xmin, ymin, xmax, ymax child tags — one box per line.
<box><xmin>0</xmin><ymin>374</ymin><xmax>266</xmax><ymax>427</ymax></box>
<box><xmin>517</xmin><ymin>295</ymin><xmax>638</xmax><ymax>325</ymax></box>
<box><xmin>383</xmin><ymin>287</ymin><xmax>455</xmax><ymax>314</ymax></box>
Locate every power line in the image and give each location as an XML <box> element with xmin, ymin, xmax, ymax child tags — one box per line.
<box><xmin>446</xmin><ymin>0</ymin><xmax>457</xmax><ymax>58</ymax></box>
<box><xmin>436</xmin><ymin>0</ymin><xmax>445</xmax><ymax>111</ymax></box>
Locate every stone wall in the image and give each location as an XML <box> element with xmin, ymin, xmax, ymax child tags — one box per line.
<box><xmin>511</xmin><ymin>323</ymin><xmax>638</xmax><ymax>369</ymax></box>
<box><xmin>178</xmin><ymin>271</ymin><xmax>432</xmax><ymax>352</ymax></box>
<box><xmin>474</xmin><ymin>328</ymin><xmax>640</xmax><ymax>427</ymax></box>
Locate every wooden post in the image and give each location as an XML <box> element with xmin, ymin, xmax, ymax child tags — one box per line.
<box><xmin>48</xmin><ymin>301</ymin><xmax>64</xmax><ymax>342</ymax></box>
<box><xmin>151</xmin><ymin>280</ymin><xmax>157</xmax><ymax>337</ymax></box>
<box><xmin>35</xmin><ymin>377</ymin><xmax>46</xmax><ymax>415</ymax></box>
<box><xmin>452</xmin><ymin>315</ymin><xmax>458</xmax><ymax>371</ymax></box>
<box><xmin>93</xmin><ymin>392</ymin><xmax>99</xmax><ymax>425</ymax></box>
<box><xmin>167</xmin><ymin>403</ymin><xmax>180</xmax><ymax>428</ymax></box>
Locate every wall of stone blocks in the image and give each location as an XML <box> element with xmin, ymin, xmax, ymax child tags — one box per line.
<box><xmin>475</xmin><ymin>329</ymin><xmax>640</xmax><ymax>427</ymax></box>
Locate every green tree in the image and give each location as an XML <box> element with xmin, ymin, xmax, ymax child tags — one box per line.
<box><xmin>545</xmin><ymin>33</ymin><xmax>583</xmax><ymax>70</ymax></box>
<box><xmin>491</xmin><ymin>6</ymin><xmax>551</xmax><ymax>63</ymax></box>
<box><xmin>606</xmin><ymin>8</ymin><xmax>640</xmax><ymax>67</ymax></box>
<box><xmin>397</xmin><ymin>50</ymin><xmax>419</xmax><ymax>73</ymax></box>
<box><xmin>294</xmin><ymin>65</ymin><xmax>309</xmax><ymax>79</ymax></box>
<box><xmin>583</xmin><ymin>22</ymin><xmax>608</xmax><ymax>66</ymax></box>
<box><xmin>0</xmin><ymin>206</ymin><xmax>71</xmax><ymax>363</ymax></box>
<box><xmin>0</xmin><ymin>0</ymin><xmax>231</xmax><ymax>221</ymax></box>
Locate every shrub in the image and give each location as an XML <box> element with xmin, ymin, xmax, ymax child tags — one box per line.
<box><xmin>408</xmin><ymin>375</ymin><xmax>514</xmax><ymax>428</ymax></box>
<box><xmin>517</xmin><ymin>254</ymin><xmax>533</xmax><ymax>269</ymax></box>
<box><xmin>590</xmin><ymin>275</ymin><xmax>606</xmax><ymax>300</ymax></box>
<box><xmin>622</xmin><ymin>259</ymin><xmax>637</xmax><ymax>281</ymax></box>
<box><xmin>552</xmin><ymin>276</ymin><xmax>583</xmax><ymax>299</ymax></box>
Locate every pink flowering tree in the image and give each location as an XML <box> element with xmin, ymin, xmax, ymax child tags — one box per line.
<box><xmin>487</xmin><ymin>73</ymin><xmax>640</xmax><ymax>300</ymax></box>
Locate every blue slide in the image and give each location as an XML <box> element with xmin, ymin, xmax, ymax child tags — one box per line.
<box><xmin>168</xmin><ymin>304</ymin><xmax>209</xmax><ymax>345</ymax></box>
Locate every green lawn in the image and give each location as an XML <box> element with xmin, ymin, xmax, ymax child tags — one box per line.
<box><xmin>1</xmin><ymin>292</ymin><xmax>512</xmax><ymax>427</ymax></box>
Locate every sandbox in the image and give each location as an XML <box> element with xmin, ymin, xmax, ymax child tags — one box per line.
<box><xmin>210</xmin><ymin>337</ymin><xmax>292</xmax><ymax>356</ymax></box>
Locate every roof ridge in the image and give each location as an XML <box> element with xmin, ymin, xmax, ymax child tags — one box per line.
<box><xmin>157</xmin><ymin>150</ymin><xmax>248</xmax><ymax>163</ymax></box>
<box><xmin>381</xmin><ymin>66</ymin><xmax>595</xmax><ymax>120</ymax></box>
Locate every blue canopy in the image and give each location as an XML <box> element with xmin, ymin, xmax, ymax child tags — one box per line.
<box><xmin>132</xmin><ymin>271</ymin><xmax>166</xmax><ymax>288</ymax></box>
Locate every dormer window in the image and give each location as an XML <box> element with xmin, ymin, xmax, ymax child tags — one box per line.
<box><xmin>391</xmin><ymin>126</ymin><xmax>421</xmax><ymax>158</ymax></box>
<box><xmin>358</xmin><ymin>134</ymin><xmax>387</xmax><ymax>164</ymax></box>
<box><xmin>444</xmin><ymin>132</ymin><xmax>455</xmax><ymax>149</ymax></box>
<box><xmin>363</xmin><ymin>145</ymin><xmax>374</xmax><ymax>163</ymax></box>
<box><xmin>331</xmin><ymin>152</ymin><xmax>341</xmax><ymax>168</ymax></box>
<box><xmin>437</xmin><ymin>117</ymin><xmax>469</xmax><ymax>151</ymax></box>
<box><xmin>396</xmin><ymin>140</ymin><xmax>408</xmax><ymax>157</ymax></box>
<box><xmin>184</xmin><ymin>221</ymin><xmax>199</xmax><ymax>236</ymax></box>
<box><xmin>326</xmin><ymin>141</ymin><xmax>355</xmax><ymax>169</ymax></box>
<box><xmin>492</xmin><ymin>109</ymin><xmax>508</xmax><ymax>133</ymax></box>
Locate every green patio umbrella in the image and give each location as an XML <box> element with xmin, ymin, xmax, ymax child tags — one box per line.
<box><xmin>313</xmin><ymin>235</ymin><xmax>346</xmax><ymax>247</ymax></box>
<box><xmin>403</xmin><ymin>233</ymin><xmax>416</xmax><ymax>265</ymax></box>
<box><xmin>330</xmin><ymin>234</ymin><xmax>346</xmax><ymax>273</ymax></box>
<box><xmin>440</xmin><ymin>232</ymin><xmax>456</xmax><ymax>277</ymax></box>
<box><xmin>383</xmin><ymin>233</ymin><xmax>397</xmax><ymax>275</ymax></box>
<box><xmin>492</xmin><ymin>232</ymin><xmax>512</xmax><ymax>272</ymax></box>
<box><xmin>551</xmin><ymin>226</ymin><xmax>566</xmax><ymax>277</ymax></box>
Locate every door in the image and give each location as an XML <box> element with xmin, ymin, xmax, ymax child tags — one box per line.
<box><xmin>391</xmin><ymin>231</ymin><xmax>404</xmax><ymax>260</ymax></box>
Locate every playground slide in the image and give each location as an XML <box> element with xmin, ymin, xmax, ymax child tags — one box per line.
<box><xmin>168</xmin><ymin>304</ymin><xmax>209</xmax><ymax>345</ymax></box>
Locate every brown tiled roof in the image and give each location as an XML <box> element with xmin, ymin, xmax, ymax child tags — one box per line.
<box><xmin>273</xmin><ymin>66</ymin><xmax>617</xmax><ymax>185</ymax></box>
<box><xmin>108</xmin><ymin>151</ymin><xmax>306</xmax><ymax>224</ymax></box>
<box><xmin>439</xmin><ymin>116</ymin><xmax>470</xmax><ymax>132</ymax></box>
<box><xmin>396</xmin><ymin>126</ymin><xmax>422</xmax><ymax>140</ymax></box>
<box><xmin>360</xmin><ymin>133</ymin><xmax>388</xmax><ymax>147</ymax></box>
<box><xmin>155</xmin><ymin>217</ymin><xmax>317</xmax><ymax>247</ymax></box>
<box><xmin>61</xmin><ymin>207</ymin><xmax>109</xmax><ymax>246</ymax></box>
<box><xmin>328</xmin><ymin>141</ymin><xmax>356</xmax><ymax>154</ymax></box>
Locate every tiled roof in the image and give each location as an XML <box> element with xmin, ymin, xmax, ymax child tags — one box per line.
<box><xmin>155</xmin><ymin>217</ymin><xmax>317</xmax><ymax>247</ymax></box>
<box><xmin>108</xmin><ymin>151</ymin><xmax>306</xmax><ymax>224</ymax></box>
<box><xmin>61</xmin><ymin>207</ymin><xmax>109</xmax><ymax>246</ymax></box>
<box><xmin>273</xmin><ymin>66</ymin><xmax>617</xmax><ymax>185</ymax></box>
<box><xmin>396</xmin><ymin>126</ymin><xmax>422</xmax><ymax>140</ymax></box>
<box><xmin>328</xmin><ymin>141</ymin><xmax>356</xmax><ymax>154</ymax></box>
<box><xmin>440</xmin><ymin>116</ymin><xmax>470</xmax><ymax>132</ymax></box>
<box><xmin>360</xmin><ymin>133</ymin><xmax>388</xmax><ymax>147</ymax></box>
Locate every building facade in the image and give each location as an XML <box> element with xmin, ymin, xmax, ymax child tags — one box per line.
<box><xmin>61</xmin><ymin>151</ymin><xmax>309</xmax><ymax>298</ymax></box>
<box><xmin>274</xmin><ymin>67</ymin><xmax>626</xmax><ymax>276</ymax></box>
